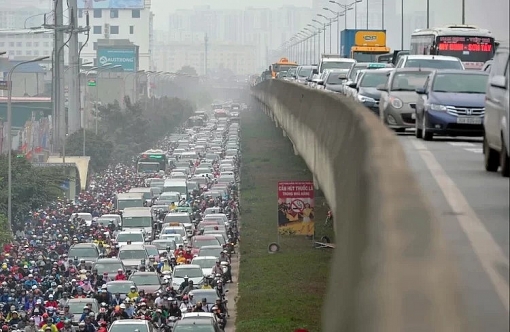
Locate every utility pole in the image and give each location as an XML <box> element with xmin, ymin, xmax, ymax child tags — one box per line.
<box><xmin>204</xmin><ymin>34</ymin><xmax>208</xmax><ymax>77</ymax></box>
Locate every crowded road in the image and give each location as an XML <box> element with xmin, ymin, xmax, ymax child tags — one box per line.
<box><xmin>399</xmin><ymin>134</ymin><xmax>509</xmax><ymax>332</ymax></box>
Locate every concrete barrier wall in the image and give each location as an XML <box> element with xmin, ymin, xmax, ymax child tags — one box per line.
<box><xmin>251</xmin><ymin>80</ymin><xmax>466</xmax><ymax>332</ymax></box>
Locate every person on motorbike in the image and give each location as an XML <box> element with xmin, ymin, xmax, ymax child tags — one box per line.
<box><xmin>215</xmin><ymin>280</ymin><xmax>226</xmax><ymax>299</ymax></box>
<box><xmin>180</xmin><ymin>280</ymin><xmax>194</xmax><ymax>296</ymax></box>
<box><xmin>7</xmin><ymin>311</ymin><xmax>21</xmax><ymax>326</ymax></box>
<box><xmin>151</xmin><ymin>309</ymin><xmax>167</xmax><ymax>326</ymax></box>
<box><xmin>211</xmin><ymin>306</ymin><xmax>226</xmax><ymax>328</ymax></box>
<box><xmin>114</xmin><ymin>269</ymin><xmax>126</xmax><ymax>281</ymax></box>
<box><xmin>60</xmin><ymin>320</ymin><xmax>76</xmax><ymax>332</ymax></box>
<box><xmin>176</xmin><ymin>253</ymin><xmax>186</xmax><ymax>265</ymax></box>
<box><xmin>97</xmin><ymin>321</ymin><xmax>107</xmax><ymax>332</ymax></box>
<box><xmin>178</xmin><ymin>276</ymin><xmax>189</xmax><ymax>293</ymax></box>
<box><xmin>200</xmin><ymin>277</ymin><xmax>213</xmax><ymax>289</ymax></box>
<box><xmin>219</xmin><ymin>252</ymin><xmax>232</xmax><ymax>283</ymax></box>
<box><xmin>24</xmin><ymin>318</ymin><xmax>38</xmax><ymax>332</ymax></box>
<box><xmin>167</xmin><ymin>301</ymin><xmax>181</xmax><ymax>318</ymax></box>
<box><xmin>183</xmin><ymin>248</ymin><xmax>193</xmax><ymax>262</ymax></box>
<box><xmin>179</xmin><ymin>296</ymin><xmax>193</xmax><ymax>313</ymax></box>
<box><xmin>41</xmin><ymin>318</ymin><xmax>58</xmax><ymax>332</ymax></box>
<box><xmin>158</xmin><ymin>258</ymin><xmax>172</xmax><ymax>274</ymax></box>
<box><xmin>135</xmin><ymin>302</ymin><xmax>149</xmax><ymax>319</ymax></box>
<box><xmin>192</xmin><ymin>302</ymin><xmax>205</xmax><ymax>312</ymax></box>
<box><xmin>211</xmin><ymin>261</ymin><xmax>222</xmax><ymax>276</ymax></box>
<box><xmin>126</xmin><ymin>286</ymin><xmax>139</xmax><ymax>300</ymax></box>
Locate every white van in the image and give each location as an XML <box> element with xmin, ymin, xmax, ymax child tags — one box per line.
<box><xmin>121</xmin><ymin>207</ymin><xmax>154</xmax><ymax>240</ymax></box>
<box><xmin>163</xmin><ymin>179</ymin><xmax>189</xmax><ymax>199</ymax></box>
<box><xmin>115</xmin><ymin>192</ymin><xmax>144</xmax><ymax>211</ymax></box>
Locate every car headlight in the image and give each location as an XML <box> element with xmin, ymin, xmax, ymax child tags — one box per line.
<box><xmin>389</xmin><ymin>97</ymin><xmax>403</xmax><ymax>109</ymax></box>
<box><xmin>428</xmin><ymin>103</ymin><xmax>448</xmax><ymax>111</ymax></box>
<box><xmin>358</xmin><ymin>95</ymin><xmax>376</xmax><ymax>103</ymax></box>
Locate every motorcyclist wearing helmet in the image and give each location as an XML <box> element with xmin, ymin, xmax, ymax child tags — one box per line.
<box><xmin>151</xmin><ymin>309</ymin><xmax>167</xmax><ymax>326</ymax></box>
<box><xmin>24</xmin><ymin>318</ymin><xmax>38</xmax><ymax>332</ymax></box>
<box><xmin>41</xmin><ymin>318</ymin><xmax>58</xmax><ymax>332</ymax></box>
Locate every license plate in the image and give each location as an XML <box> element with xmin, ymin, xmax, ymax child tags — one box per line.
<box><xmin>457</xmin><ymin>117</ymin><xmax>482</xmax><ymax>124</ymax></box>
<box><xmin>411</xmin><ymin>113</ymin><xmax>416</xmax><ymax>119</ymax></box>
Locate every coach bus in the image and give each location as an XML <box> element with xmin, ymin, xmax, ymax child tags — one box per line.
<box><xmin>136</xmin><ymin>149</ymin><xmax>168</xmax><ymax>174</ymax></box>
<box><xmin>270</xmin><ymin>58</ymin><xmax>298</xmax><ymax>78</ymax></box>
<box><xmin>410</xmin><ymin>25</ymin><xmax>495</xmax><ymax>70</ymax></box>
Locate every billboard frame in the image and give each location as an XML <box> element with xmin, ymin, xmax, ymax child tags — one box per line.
<box><xmin>96</xmin><ymin>46</ymin><xmax>139</xmax><ymax>72</ymax></box>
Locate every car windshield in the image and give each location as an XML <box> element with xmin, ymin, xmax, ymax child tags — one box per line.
<box><xmin>97</xmin><ymin>218</ymin><xmax>116</xmax><ymax>226</ymax></box>
<box><xmin>391</xmin><ymin>72</ymin><xmax>431</xmax><ymax>91</ymax></box>
<box><xmin>326</xmin><ymin>72</ymin><xmax>346</xmax><ymax>84</ymax></box>
<box><xmin>118</xmin><ymin>249</ymin><xmax>147</xmax><ymax>260</ymax></box>
<box><xmin>152</xmin><ymin>241</ymin><xmax>176</xmax><ymax>250</ymax></box>
<box><xmin>130</xmin><ymin>274</ymin><xmax>160</xmax><ymax>285</ymax></box>
<box><xmin>160</xmin><ymin>234</ymin><xmax>182</xmax><ymax>243</ymax></box>
<box><xmin>322</xmin><ymin>61</ymin><xmax>353</xmax><ymax>71</ymax></box>
<box><xmin>145</xmin><ymin>246</ymin><xmax>159</xmax><ymax>257</ymax></box>
<box><xmin>198</xmin><ymin>247</ymin><xmax>222</xmax><ymax>257</ymax></box>
<box><xmin>107</xmin><ymin>283</ymin><xmax>134</xmax><ymax>294</ymax></box>
<box><xmin>297</xmin><ymin>67</ymin><xmax>313</xmax><ymax>77</ymax></box>
<box><xmin>173</xmin><ymin>267</ymin><xmax>204</xmax><ymax>278</ymax></box>
<box><xmin>122</xmin><ymin>216</ymin><xmax>152</xmax><ymax>227</ymax></box>
<box><xmin>360</xmin><ymin>72</ymin><xmax>389</xmax><ymax>87</ymax></box>
<box><xmin>93</xmin><ymin>262</ymin><xmax>124</xmax><ymax>274</ymax></box>
<box><xmin>173</xmin><ymin>324</ymin><xmax>215</xmax><ymax>332</ymax></box>
<box><xmin>109</xmin><ymin>323</ymin><xmax>148</xmax><ymax>332</ymax></box>
<box><xmin>193</xmin><ymin>239</ymin><xmax>220</xmax><ymax>248</ymax></box>
<box><xmin>432</xmin><ymin>73</ymin><xmax>488</xmax><ymax>93</ymax></box>
<box><xmin>192</xmin><ymin>258</ymin><xmax>217</xmax><ymax>269</ymax></box>
<box><xmin>164</xmin><ymin>214</ymin><xmax>191</xmax><ymax>223</ymax></box>
<box><xmin>117</xmin><ymin>233</ymin><xmax>144</xmax><ymax>242</ymax></box>
<box><xmin>161</xmin><ymin>228</ymin><xmax>186</xmax><ymax>236</ymax></box>
<box><xmin>67</xmin><ymin>301</ymin><xmax>96</xmax><ymax>314</ymax></box>
<box><xmin>68</xmin><ymin>247</ymin><xmax>98</xmax><ymax>258</ymax></box>
<box><xmin>405</xmin><ymin>59</ymin><xmax>463</xmax><ymax>69</ymax></box>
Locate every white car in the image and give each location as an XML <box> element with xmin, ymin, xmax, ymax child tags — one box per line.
<box><xmin>191</xmin><ymin>256</ymin><xmax>217</xmax><ymax>277</ymax></box>
<box><xmin>115</xmin><ymin>231</ymin><xmax>145</xmax><ymax>247</ymax></box>
<box><xmin>170</xmin><ymin>264</ymin><xmax>205</xmax><ymax>289</ymax></box>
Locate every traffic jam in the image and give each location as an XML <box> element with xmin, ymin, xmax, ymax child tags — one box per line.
<box><xmin>2</xmin><ymin>103</ymin><xmax>242</xmax><ymax>332</ymax></box>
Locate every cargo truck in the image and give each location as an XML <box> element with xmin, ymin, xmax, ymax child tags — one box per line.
<box><xmin>340</xmin><ymin>29</ymin><xmax>391</xmax><ymax>62</ymax></box>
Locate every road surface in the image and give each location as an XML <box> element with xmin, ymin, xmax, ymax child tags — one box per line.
<box><xmin>399</xmin><ymin>134</ymin><xmax>509</xmax><ymax>332</ymax></box>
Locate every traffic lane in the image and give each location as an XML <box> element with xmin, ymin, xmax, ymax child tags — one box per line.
<box><xmin>398</xmin><ymin>134</ymin><xmax>509</xmax><ymax>257</ymax></box>
<box><xmin>398</xmin><ymin>134</ymin><xmax>509</xmax><ymax>332</ymax></box>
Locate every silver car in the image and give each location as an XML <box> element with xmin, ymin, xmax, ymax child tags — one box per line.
<box><xmin>378</xmin><ymin>68</ymin><xmax>432</xmax><ymax>132</ymax></box>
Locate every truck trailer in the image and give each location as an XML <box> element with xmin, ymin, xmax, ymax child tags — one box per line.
<box><xmin>340</xmin><ymin>29</ymin><xmax>391</xmax><ymax>62</ymax></box>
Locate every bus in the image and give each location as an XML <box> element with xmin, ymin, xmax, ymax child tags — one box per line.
<box><xmin>410</xmin><ymin>25</ymin><xmax>495</xmax><ymax>70</ymax></box>
<box><xmin>136</xmin><ymin>149</ymin><xmax>168</xmax><ymax>174</ymax></box>
<box><xmin>270</xmin><ymin>58</ymin><xmax>298</xmax><ymax>79</ymax></box>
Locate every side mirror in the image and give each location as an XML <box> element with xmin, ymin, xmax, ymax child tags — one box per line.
<box><xmin>312</xmin><ymin>69</ymin><xmax>318</xmax><ymax>75</ymax></box>
<box><xmin>348</xmin><ymin>82</ymin><xmax>357</xmax><ymax>88</ymax></box>
<box><xmin>490</xmin><ymin>75</ymin><xmax>506</xmax><ymax>89</ymax></box>
<box><xmin>376</xmin><ymin>84</ymin><xmax>387</xmax><ymax>91</ymax></box>
<box><xmin>306</xmin><ymin>78</ymin><xmax>312</xmax><ymax>82</ymax></box>
<box><xmin>317</xmin><ymin>80</ymin><xmax>324</xmax><ymax>85</ymax></box>
<box><xmin>415</xmin><ymin>87</ymin><xmax>427</xmax><ymax>95</ymax></box>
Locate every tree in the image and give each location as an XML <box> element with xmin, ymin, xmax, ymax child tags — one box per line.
<box><xmin>0</xmin><ymin>214</ymin><xmax>12</xmax><ymax>245</ymax></box>
<box><xmin>177</xmin><ymin>66</ymin><xmax>198</xmax><ymax>77</ymax></box>
<box><xmin>63</xmin><ymin>129</ymin><xmax>114</xmax><ymax>172</ymax></box>
<box><xmin>0</xmin><ymin>154</ymin><xmax>67</xmax><ymax>230</ymax></box>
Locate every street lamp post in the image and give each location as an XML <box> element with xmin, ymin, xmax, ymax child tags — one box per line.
<box><xmin>318</xmin><ymin>14</ymin><xmax>333</xmax><ymax>53</ymax></box>
<box><xmin>6</xmin><ymin>56</ymin><xmax>49</xmax><ymax>234</ymax></box>
<box><xmin>329</xmin><ymin>0</ymin><xmax>361</xmax><ymax>30</ymax></box>
<box><xmin>312</xmin><ymin>19</ymin><xmax>324</xmax><ymax>57</ymax></box>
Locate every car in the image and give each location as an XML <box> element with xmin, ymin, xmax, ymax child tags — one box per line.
<box><xmin>128</xmin><ymin>271</ymin><xmax>162</xmax><ymax>294</ymax></box>
<box><xmin>117</xmin><ymin>244</ymin><xmax>149</xmax><ymax>270</ymax></box>
<box><xmin>483</xmin><ymin>42</ymin><xmax>509</xmax><ymax>176</ymax></box>
<box><xmin>170</xmin><ymin>264</ymin><xmax>204</xmax><ymax>289</ymax></box>
<box><xmin>191</xmin><ymin>256</ymin><xmax>217</xmax><ymax>277</ymax></box>
<box><xmin>67</xmin><ymin>243</ymin><xmax>100</xmax><ymax>267</ymax></box>
<box><xmin>108</xmin><ymin>319</ymin><xmax>154</xmax><ymax>332</ymax></box>
<box><xmin>378</xmin><ymin>68</ymin><xmax>433</xmax><ymax>132</ymax></box>
<box><xmin>197</xmin><ymin>245</ymin><xmax>223</xmax><ymax>259</ymax></box>
<box><xmin>160</xmin><ymin>225</ymin><xmax>187</xmax><ymax>238</ymax></box>
<box><xmin>67</xmin><ymin>298</ymin><xmax>99</xmax><ymax>325</ymax></box>
<box><xmin>395</xmin><ymin>55</ymin><xmax>465</xmax><ymax>70</ymax></box>
<box><xmin>343</xmin><ymin>62</ymin><xmax>394</xmax><ymax>96</ymax></box>
<box><xmin>188</xmin><ymin>289</ymin><xmax>225</xmax><ymax>307</ymax></box>
<box><xmin>320</xmin><ymin>69</ymin><xmax>349</xmax><ymax>93</ymax></box>
<box><xmin>92</xmin><ymin>258</ymin><xmax>126</xmax><ymax>276</ymax></box>
<box><xmin>158</xmin><ymin>233</ymin><xmax>186</xmax><ymax>247</ymax></box>
<box><xmin>151</xmin><ymin>239</ymin><xmax>177</xmax><ymax>254</ymax></box>
<box><xmin>171</xmin><ymin>318</ymin><xmax>222</xmax><ymax>332</ymax></box>
<box><xmin>144</xmin><ymin>244</ymin><xmax>160</xmax><ymax>262</ymax></box>
<box><xmin>348</xmin><ymin>68</ymin><xmax>394</xmax><ymax>115</ymax></box>
<box><xmin>105</xmin><ymin>280</ymin><xmax>137</xmax><ymax>300</ymax></box>
<box><xmin>414</xmin><ymin>70</ymin><xmax>488</xmax><ymax>140</ymax></box>
<box><xmin>181</xmin><ymin>312</ymin><xmax>220</xmax><ymax>326</ymax></box>
<box><xmin>96</xmin><ymin>214</ymin><xmax>121</xmax><ymax>228</ymax></box>
<box><xmin>294</xmin><ymin>65</ymin><xmax>316</xmax><ymax>85</ymax></box>
<box><xmin>191</xmin><ymin>235</ymin><xmax>221</xmax><ymax>256</ymax></box>
<box><xmin>115</xmin><ymin>230</ymin><xmax>146</xmax><ymax>246</ymax></box>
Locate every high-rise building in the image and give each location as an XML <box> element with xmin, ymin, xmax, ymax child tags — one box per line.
<box><xmin>77</xmin><ymin>1</ymin><xmax>153</xmax><ymax>70</ymax></box>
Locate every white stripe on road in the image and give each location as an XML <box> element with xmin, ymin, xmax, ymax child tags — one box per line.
<box><xmin>411</xmin><ymin>139</ymin><xmax>509</xmax><ymax>313</ymax></box>
<box><xmin>464</xmin><ymin>148</ymin><xmax>483</xmax><ymax>154</ymax></box>
<box><xmin>448</xmin><ymin>142</ymin><xmax>476</xmax><ymax>147</ymax></box>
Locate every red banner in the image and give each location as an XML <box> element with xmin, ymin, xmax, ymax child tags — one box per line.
<box><xmin>277</xmin><ymin>181</ymin><xmax>315</xmax><ymax>236</ymax></box>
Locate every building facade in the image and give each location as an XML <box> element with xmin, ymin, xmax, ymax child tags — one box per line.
<box><xmin>77</xmin><ymin>2</ymin><xmax>153</xmax><ymax>71</ymax></box>
<box><xmin>153</xmin><ymin>42</ymin><xmax>256</xmax><ymax>76</ymax></box>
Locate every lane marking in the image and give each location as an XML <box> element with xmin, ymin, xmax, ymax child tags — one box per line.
<box><xmin>448</xmin><ymin>142</ymin><xmax>476</xmax><ymax>147</ymax></box>
<box><xmin>411</xmin><ymin>139</ymin><xmax>509</xmax><ymax>313</ymax></box>
<box><xmin>464</xmin><ymin>148</ymin><xmax>483</xmax><ymax>154</ymax></box>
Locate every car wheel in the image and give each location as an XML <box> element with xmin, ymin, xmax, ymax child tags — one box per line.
<box><xmin>415</xmin><ymin>114</ymin><xmax>423</xmax><ymax>138</ymax></box>
<box><xmin>500</xmin><ymin>134</ymin><xmax>509</xmax><ymax>177</ymax></box>
<box><xmin>483</xmin><ymin>135</ymin><xmax>499</xmax><ymax>172</ymax></box>
<box><xmin>422</xmin><ymin>114</ymin><xmax>433</xmax><ymax>141</ymax></box>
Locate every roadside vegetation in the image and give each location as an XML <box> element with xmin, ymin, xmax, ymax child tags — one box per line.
<box><xmin>236</xmin><ymin>109</ymin><xmax>334</xmax><ymax>332</ymax></box>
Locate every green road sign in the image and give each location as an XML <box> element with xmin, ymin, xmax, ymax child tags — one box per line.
<box><xmin>87</xmin><ymin>80</ymin><xmax>96</xmax><ymax>86</ymax></box>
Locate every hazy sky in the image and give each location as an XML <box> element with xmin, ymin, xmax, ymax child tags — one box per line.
<box><xmin>152</xmin><ymin>0</ymin><xmax>313</xmax><ymax>11</ymax></box>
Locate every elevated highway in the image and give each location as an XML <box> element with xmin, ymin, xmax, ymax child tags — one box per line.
<box><xmin>251</xmin><ymin>79</ymin><xmax>509</xmax><ymax>332</ymax></box>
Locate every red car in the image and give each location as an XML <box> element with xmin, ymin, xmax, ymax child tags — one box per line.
<box><xmin>190</xmin><ymin>235</ymin><xmax>221</xmax><ymax>256</ymax></box>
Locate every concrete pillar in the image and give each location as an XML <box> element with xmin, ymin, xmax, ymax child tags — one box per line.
<box><xmin>283</xmin><ymin>130</ymin><xmax>287</xmax><ymax>137</ymax></box>
<box><xmin>313</xmin><ymin>175</ymin><xmax>320</xmax><ymax>190</ymax></box>
<box><xmin>293</xmin><ymin>144</ymin><xmax>299</xmax><ymax>156</ymax></box>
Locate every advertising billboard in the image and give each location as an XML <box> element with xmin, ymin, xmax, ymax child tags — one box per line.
<box><xmin>277</xmin><ymin>181</ymin><xmax>315</xmax><ymax>236</ymax></box>
<box><xmin>96</xmin><ymin>47</ymin><xmax>137</xmax><ymax>72</ymax></box>
<box><xmin>78</xmin><ymin>0</ymin><xmax>144</xmax><ymax>9</ymax></box>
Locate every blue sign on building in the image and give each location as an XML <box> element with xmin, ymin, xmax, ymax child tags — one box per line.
<box><xmin>96</xmin><ymin>47</ymin><xmax>137</xmax><ymax>72</ymax></box>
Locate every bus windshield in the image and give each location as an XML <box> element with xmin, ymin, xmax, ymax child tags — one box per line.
<box><xmin>137</xmin><ymin>162</ymin><xmax>160</xmax><ymax>173</ymax></box>
<box><xmin>117</xmin><ymin>199</ymin><xmax>143</xmax><ymax>210</ymax></box>
<box><xmin>122</xmin><ymin>216</ymin><xmax>152</xmax><ymax>228</ymax></box>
